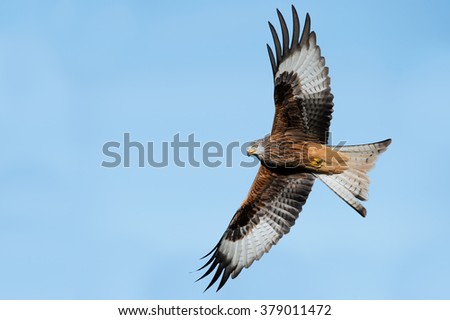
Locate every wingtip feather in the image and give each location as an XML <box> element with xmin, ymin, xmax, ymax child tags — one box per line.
<box><xmin>276</xmin><ymin>8</ymin><xmax>289</xmax><ymax>57</ymax></box>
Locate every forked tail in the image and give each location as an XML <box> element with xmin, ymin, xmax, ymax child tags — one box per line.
<box><xmin>316</xmin><ymin>139</ymin><xmax>392</xmax><ymax>217</ymax></box>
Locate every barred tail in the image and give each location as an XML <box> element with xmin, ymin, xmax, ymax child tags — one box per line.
<box><xmin>317</xmin><ymin>139</ymin><xmax>392</xmax><ymax>217</ymax></box>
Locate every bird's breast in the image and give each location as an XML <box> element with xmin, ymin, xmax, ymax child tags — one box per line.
<box><xmin>261</xmin><ymin>140</ymin><xmax>349</xmax><ymax>174</ymax></box>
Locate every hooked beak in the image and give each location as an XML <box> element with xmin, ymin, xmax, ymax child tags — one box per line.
<box><xmin>247</xmin><ymin>146</ymin><xmax>257</xmax><ymax>156</ymax></box>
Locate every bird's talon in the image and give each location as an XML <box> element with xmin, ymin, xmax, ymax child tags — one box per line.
<box><xmin>310</xmin><ymin>157</ymin><xmax>323</xmax><ymax>168</ymax></box>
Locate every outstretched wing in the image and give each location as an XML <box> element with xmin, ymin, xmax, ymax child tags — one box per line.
<box><xmin>197</xmin><ymin>166</ymin><xmax>315</xmax><ymax>291</ymax></box>
<box><xmin>268</xmin><ymin>6</ymin><xmax>334</xmax><ymax>143</ymax></box>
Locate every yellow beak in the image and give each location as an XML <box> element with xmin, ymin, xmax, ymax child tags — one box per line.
<box><xmin>247</xmin><ymin>146</ymin><xmax>256</xmax><ymax>156</ymax></box>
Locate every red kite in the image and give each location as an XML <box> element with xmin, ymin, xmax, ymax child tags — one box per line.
<box><xmin>198</xmin><ymin>6</ymin><xmax>391</xmax><ymax>292</ymax></box>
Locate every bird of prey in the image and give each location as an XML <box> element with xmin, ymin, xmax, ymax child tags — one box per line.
<box><xmin>197</xmin><ymin>6</ymin><xmax>391</xmax><ymax>292</ymax></box>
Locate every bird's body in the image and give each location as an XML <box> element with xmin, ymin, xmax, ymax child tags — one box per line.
<box><xmin>248</xmin><ymin>133</ymin><xmax>349</xmax><ymax>174</ymax></box>
<box><xmin>198</xmin><ymin>6</ymin><xmax>391</xmax><ymax>292</ymax></box>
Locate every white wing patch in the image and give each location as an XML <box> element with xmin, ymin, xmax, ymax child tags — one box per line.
<box><xmin>219</xmin><ymin>218</ymin><xmax>279</xmax><ymax>279</ymax></box>
<box><xmin>277</xmin><ymin>34</ymin><xmax>329</xmax><ymax>96</ymax></box>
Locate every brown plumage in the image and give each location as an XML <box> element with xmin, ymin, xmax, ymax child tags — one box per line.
<box><xmin>197</xmin><ymin>6</ymin><xmax>391</xmax><ymax>292</ymax></box>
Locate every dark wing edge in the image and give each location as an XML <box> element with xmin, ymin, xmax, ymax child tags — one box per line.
<box><xmin>197</xmin><ymin>166</ymin><xmax>315</xmax><ymax>292</ymax></box>
<box><xmin>267</xmin><ymin>6</ymin><xmax>311</xmax><ymax>78</ymax></box>
<box><xmin>268</xmin><ymin>6</ymin><xmax>334</xmax><ymax>143</ymax></box>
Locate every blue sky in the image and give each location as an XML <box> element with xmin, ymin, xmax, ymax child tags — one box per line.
<box><xmin>1</xmin><ymin>0</ymin><xmax>449</xmax><ymax>299</ymax></box>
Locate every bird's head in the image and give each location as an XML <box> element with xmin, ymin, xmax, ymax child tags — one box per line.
<box><xmin>247</xmin><ymin>138</ymin><xmax>266</xmax><ymax>157</ymax></box>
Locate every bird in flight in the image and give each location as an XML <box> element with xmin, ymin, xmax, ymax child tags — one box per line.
<box><xmin>197</xmin><ymin>5</ymin><xmax>391</xmax><ymax>292</ymax></box>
